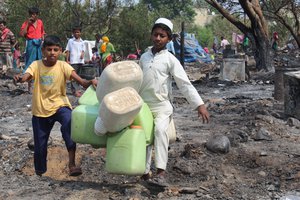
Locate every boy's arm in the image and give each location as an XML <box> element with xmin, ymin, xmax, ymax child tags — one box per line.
<box><xmin>20</xmin><ymin>21</ymin><xmax>29</xmax><ymax>37</ymax></box>
<box><xmin>80</xmin><ymin>50</ymin><xmax>84</xmax><ymax>59</ymax></box>
<box><xmin>80</xmin><ymin>42</ymin><xmax>85</xmax><ymax>59</ymax></box>
<box><xmin>13</xmin><ymin>73</ymin><xmax>32</xmax><ymax>84</ymax></box>
<box><xmin>65</xmin><ymin>51</ymin><xmax>70</xmax><ymax>63</ymax></box>
<box><xmin>70</xmin><ymin>70</ymin><xmax>97</xmax><ymax>89</ymax></box>
<box><xmin>170</xmin><ymin>57</ymin><xmax>210</xmax><ymax>123</ymax></box>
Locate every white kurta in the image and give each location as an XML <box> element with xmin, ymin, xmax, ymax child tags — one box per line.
<box><xmin>139</xmin><ymin>48</ymin><xmax>204</xmax><ymax>172</ymax></box>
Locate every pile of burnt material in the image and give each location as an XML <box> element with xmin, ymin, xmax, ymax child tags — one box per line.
<box><xmin>273</xmin><ymin>49</ymin><xmax>300</xmax><ymax>102</ymax></box>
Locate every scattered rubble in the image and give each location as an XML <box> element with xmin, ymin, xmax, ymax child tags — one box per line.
<box><xmin>0</xmin><ymin>53</ymin><xmax>299</xmax><ymax>199</ymax></box>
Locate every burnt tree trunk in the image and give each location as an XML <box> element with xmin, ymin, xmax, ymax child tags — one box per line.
<box><xmin>253</xmin><ymin>37</ymin><xmax>273</xmax><ymax>71</ymax></box>
<box><xmin>248</xmin><ymin>25</ymin><xmax>273</xmax><ymax>71</ymax></box>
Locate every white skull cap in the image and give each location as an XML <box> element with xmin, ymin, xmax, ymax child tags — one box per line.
<box><xmin>155</xmin><ymin>18</ymin><xmax>173</xmax><ymax>31</ymax></box>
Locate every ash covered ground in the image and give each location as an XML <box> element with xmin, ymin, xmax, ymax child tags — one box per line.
<box><xmin>0</xmin><ymin>61</ymin><xmax>299</xmax><ymax>200</ymax></box>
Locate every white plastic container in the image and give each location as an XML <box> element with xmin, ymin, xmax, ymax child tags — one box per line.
<box><xmin>168</xmin><ymin>118</ymin><xmax>177</xmax><ymax>144</ymax></box>
<box><xmin>99</xmin><ymin>87</ymin><xmax>143</xmax><ymax>133</ymax></box>
<box><xmin>96</xmin><ymin>61</ymin><xmax>143</xmax><ymax>103</ymax></box>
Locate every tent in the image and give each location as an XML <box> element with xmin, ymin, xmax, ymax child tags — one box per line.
<box><xmin>173</xmin><ymin>33</ymin><xmax>212</xmax><ymax>63</ymax></box>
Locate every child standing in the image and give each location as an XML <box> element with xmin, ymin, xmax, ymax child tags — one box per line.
<box><xmin>13</xmin><ymin>35</ymin><xmax>97</xmax><ymax>176</ymax></box>
<box><xmin>12</xmin><ymin>42</ymin><xmax>21</xmax><ymax>70</ymax></box>
<box><xmin>65</xmin><ymin>26</ymin><xmax>85</xmax><ymax>97</ymax></box>
<box><xmin>138</xmin><ymin>18</ymin><xmax>210</xmax><ymax>187</ymax></box>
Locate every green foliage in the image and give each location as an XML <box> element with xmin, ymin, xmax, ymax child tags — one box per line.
<box><xmin>262</xmin><ymin>0</ymin><xmax>300</xmax><ymax>47</ymax></box>
<box><xmin>142</xmin><ymin>0</ymin><xmax>196</xmax><ymax>21</ymax></box>
<box><xmin>109</xmin><ymin>3</ymin><xmax>154</xmax><ymax>56</ymax></box>
<box><xmin>1</xmin><ymin>0</ymin><xmax>205</xmax><ymax>57</ymax></box>
<box><xmin>190</xmin><ymin>26</ymin><xmax>214</xmax><ymax>48</ymax></box>
<box><xmin>206</xmin><ymin>15</ymin><xmax>240</xmax><ymax>43</ymax></box>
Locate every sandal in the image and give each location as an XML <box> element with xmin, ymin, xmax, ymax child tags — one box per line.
<box><xmin>140</xmin><ymin>173</ymin><xmax>151</xmax><ymax>181</ymax></box>
<box><xmin>69</xmin><ymin>166</ymin><xmax>82</xmax><ymax>176</ymax></box>
<box><xmin>147</xmin><ymin>173</ymin><xmax>168</xmax><ymax>187</ymax></box>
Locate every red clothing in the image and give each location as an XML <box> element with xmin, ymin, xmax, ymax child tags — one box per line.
<box><xmin>13</xmin><ymin>49</ymin><xmax>20</xmax><ymax>60</ymax></box>
<box><xmin>20</xmin><ymin>19</ymin><xmax>45</xmax><ymax>39</ymax></box>
<box><xmin>273</xmin><ymin>32</ymin><xmax>279</xmax><ymax>41</ymax></box>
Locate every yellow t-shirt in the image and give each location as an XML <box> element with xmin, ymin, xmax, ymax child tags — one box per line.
<box><xmin>26</xmin><ymin>60</ymin><xmax>74</xmax><ymax>117</ymax></box>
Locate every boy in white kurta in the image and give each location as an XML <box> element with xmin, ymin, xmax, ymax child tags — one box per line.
<box><xmin>139</xmin><ymin>18</ymin><xmax>210</xmax><ymax>187</ymax></box>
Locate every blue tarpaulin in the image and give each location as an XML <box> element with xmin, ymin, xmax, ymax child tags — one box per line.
<box><xmin>173</xmin><ymin>33</ymin><xmax>212</xmax><ymax>63</ymax></box>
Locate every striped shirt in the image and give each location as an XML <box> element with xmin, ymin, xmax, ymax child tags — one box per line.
<box><xmin>0</xmin><ymin>29</ymin><xmax>15</xmax><ymax>53</ymax></box>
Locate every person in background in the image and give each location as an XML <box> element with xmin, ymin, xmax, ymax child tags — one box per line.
<box><xmin>212</xmin><ymin>36</ymin><xmax>218</xmax><ymax>54</ymax></box>
<box><xmin>95</xmin><ymin>33</ymin><xmax>103</xmax><ymax>52</ymax></box>
<box><xmin>220</xmin><ymin>36</ymin><xmax>230</xmax><ymax>52</ymax></box>
<box><xmin>12</xmin><ymin>42</ymin><xmax>21</xmax><ymax>70</ymax></box>
<box><xmin>242</xmin><ymin>36</ymin><xmax>249</xmax><ymax>53</ymax></box>
<box><xmin>91</xmin><ymin>47</ymin><xmax>100</xmax><ymax>63</ymax></box>
<box><xmin>91</xmin><ymin>47</ymin><xmax>101</xmax><ymax>74</ymax></box>
<box><xmin>65</xmin><ymin>26</ymin><xmax>85</xmax><ymax>97</ymax></box>
<box><xmin>272</xmin><ymin>31</ymin><xmax>279</xmax><ymax>51</ymax></box>
<box><xmin>20</xmin><ymin>6</ymin><xmax>45</xmax><ymax>92</ymax></box>
<box><xmin>0</xmin><ymin>20</ymin><xmax>16</xmax><ymax>75</ymax></box>
<box><xmin>138</xmin><ymin>18</ymin><xmax>210</xmax><ymax>187</ymax></box>
<box><xmin>13</xmin><ymin>35</ymin><xmax>97</xmax><ymax>177</ymax></box>
<box><xmin>166</xmin><ymin>34</ymin><xmax>175</xmax><ymax>55</ymax></box>
<box><xmin>100</xmin><ymin>36</ymin><xmax>115</xmax><ymax>69</ymax></box>
<box><xmin>20</xmin><ymin>6</ymin><xmax>45</xmax><ymax>72</ymax></box>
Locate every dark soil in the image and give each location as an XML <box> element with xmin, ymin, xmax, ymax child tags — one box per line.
<box><xmin>0</xmin><ymin>66</ymin><xmax>299</xmax><ymax>200</ymax></box>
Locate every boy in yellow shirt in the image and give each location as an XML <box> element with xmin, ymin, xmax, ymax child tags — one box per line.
<box><xmin>14</xmin><ymin>35</ymin><xmax>97</xmax><ymax>176</ymax></box>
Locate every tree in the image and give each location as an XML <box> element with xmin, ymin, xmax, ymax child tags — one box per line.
<box><xmin>3</xmin><ymin>0</ymin><xmax>122</xmax><ymax>49</ymax></box>
<box><xmin>142</xmin><ymin>0</ymin><xmax>196</xmax><ymax>21</ymax></box>
<box><xmin>109</xmin><ymin>3</ymin><xmax>153</xmax><ymax>56</ymax></box>
<box><xmin>199</xmin><ymin>0</ymin><xmax>273</xmax><ymax>71</ymax></box>
<box><xmin>262</xmin><ymin>0</ymin><xmax>300</xmax><ymax>48</ymax></box>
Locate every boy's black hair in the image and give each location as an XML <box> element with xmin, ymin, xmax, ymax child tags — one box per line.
<box><xmin>0</xmin><ymin>20</ymin><xmax>6</xmax><ymax>26</ymax></box>
<box><xmin>95</xmin><ymin>33</ymin><xmax>102</xmax><ymax>38</ymax></box>
<box><xmin>72</xmin><ymin>26</ymin><xmax>82</xmax><ymax>32</ymax></box>
<box><xmin>42</xmin><ymin>35</ymin><xmax>62</xmax><ymax>48</ymax></box>
<box><xmin>28</xmin><ymin>7</ymin><xmax>39</xmax><ymax>14</ymax></box>
<box><xmin>151</xmin><ymin>23</ymin><xmax>172</xmax><ymax>39</ymax></box>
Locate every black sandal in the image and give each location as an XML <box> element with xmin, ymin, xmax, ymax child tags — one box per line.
<box><xmin>147</xmin><ymin>173</ymin><xmax>168</xmax><ymax>187</ymax></box>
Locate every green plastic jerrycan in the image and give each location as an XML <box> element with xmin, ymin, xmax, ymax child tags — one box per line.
<box><xmin>71</xmin><ymin>105</ymin><xmax>107</xmax><ymax>147</ymax></box>
<box><xmin>78</xmin><ymin>85</ymin><xmax>99</xmax><ymax>106</ymax></box>
<box><xmin>106</xmin><ymin>126</ymin><xmax>146</xmax><ymax>175</ymax></box>
<box><xmin>132</xmin><ymin>103</ymin><xmax>154</xmax><ymax>145</ymax></box>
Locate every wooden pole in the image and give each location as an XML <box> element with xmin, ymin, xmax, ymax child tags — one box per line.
<box><xmin>180</xmin><ymin>21</ymin><xmax>185</xmax><ymax>67</ymax></box>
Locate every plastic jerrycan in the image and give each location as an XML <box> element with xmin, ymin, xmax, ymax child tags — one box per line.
<box><xmin>106</xmin><ymin>125</ymin><xmax>146</xmax><ymax>175</ymax></box>
<box><xmin>96</xmin><ymin>61</ymin><xmax>143</xmax><ymax>103</ymax></box>
<box><xmin>78</xmin><ymin>85</ymin><xmax>99</xmax><ymax>106</ymax></box>
<box><xmin>167</xmin><ymin>118</ymin><xmax>177</xmax><ymax>144</ymax></box>
<box><xmin>132</xmin><ymin>103</ymin><xmax>177</xmax><ymax>145</ymax></box>
<box><xmin>132</xmin><ymin>103</ymin><xmax>154</xmax><ymax>145</ymax></box>
<box><xmin>71</xmin><ymin>105</ymin><xmax>107</xmax><ymax>148</ymax></box>
<box><xmin>99</xmin><ymin>87</ymin><xmax>143</xmax><ymax>133</ymax></box>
